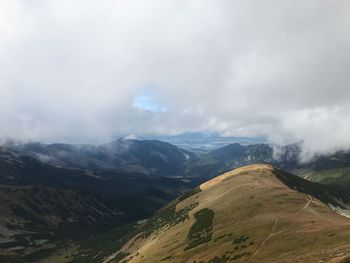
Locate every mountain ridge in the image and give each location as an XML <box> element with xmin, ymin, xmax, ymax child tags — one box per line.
<box><xmin>8</xmin><ymin>139</ymin><xmax>196</xmax><ymax>177</ymax></box>
<box><xmin>104</xmin><ymin>164</ymin><xmax>350</xmax><ymax>263</ymax></box>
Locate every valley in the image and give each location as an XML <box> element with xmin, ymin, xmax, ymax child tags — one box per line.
<box><xmin>0</xmin><ymin>144</ymin><xmax>190</xmax><ymax>262</ymax></box>
<box><xmin>3</xmin><ymin>2</ymin><xmax>349</xmax><ymax>262</ymax></box>
<box><xmin>1</xmin><ymin>140</ymin><xmax>350</xmax><ymax>262</ymax></box>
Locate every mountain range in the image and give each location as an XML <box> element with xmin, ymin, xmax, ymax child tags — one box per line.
<box><xmin>140</xmin><ymin>132</ymin><xmax>267</xmax><ymax>154</ymax></box>
<box><xmin>8</xmin><ymin>139</ymin><xmax>195</xmax><ymax>177</ymax></box>
<box><xmin>1</xmin><ymin>139</ymin><xmax>350</xmax><ymax>262</ymax></box>
<box><xmin>8</xmin><ymin>140</ymin><xmax>350</xmax><ymax>184</ymax></box>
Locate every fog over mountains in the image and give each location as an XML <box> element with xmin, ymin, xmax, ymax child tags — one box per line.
<box><xmin>1</xmin><ymin>1</ymin><xmax>350</xmax><ymax>262</ymax></box>
<box><xmin>1</xmin><ymin>1</ymin><xmax>350</xmax><ymax>159</ymax></box>
<box><xmin>2</xmin><ymin>138</ymin><xmax>350</xmax><ymax>261</ymax></box>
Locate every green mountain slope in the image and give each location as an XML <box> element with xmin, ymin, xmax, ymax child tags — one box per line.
<box><xmin>0</xmin><ymin>147</ymin><xmax>190</xmax><ymax>262</ymax></box>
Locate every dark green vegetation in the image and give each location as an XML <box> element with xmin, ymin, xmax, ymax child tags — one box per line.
<box><xmin>161</xmin><ymin>255</ymin><xmax>172</xmax><ymax>261</ymax></box>
<box><xmin>208</xmin><ymin>255</ymin><xmax>230</xmax><ymax>263</ymax></box>
<box><xmin>0</xmin><ymin>146</ymin><xmax>190</xmax><ymax>261</ymax></box>
<box><xmin>70</xmin><ymin>224</ymin><xmax>135</xmax><ymax>263</ymax></box>
<box><xmin>178</xmin><ymin>187</ymin><xmax>202</xmax><ymax>201</ymax></box>
<box><xmin>207</xmin><ymin>251</ymin><xmax>252</xmax><ymax>263</ymax></box>
<box><xmin>136</xmin><ymin>201</ymin><xmax>199</xmax><ymax>240</ymax></box>
<box><xmin>341</xmin><ymin>256</ymin><xmax>350</xmax><ymax>263</ymax></box>
<box><xmin>232</xmin><ymin>235</ymin><xmax>249</xmax><ymax>245</ymax></box>
<box><xmin>72</xmin><ymin>199</ymin><xmax>200</xmax><ymax>262</ymax></box>
<box><xmin>213</xmin><ymin>233</ymin><xmax>233</xmax><ymax>242</ymax></box>
<box><xmin>204</xmin><ymin>235</ymin><xmax>253</xmax><ymax>262</ymax></box>
<box><xmin>111</xmin><ymin>251</ymin><xmax>131</xmax><ymax>263</ymax></box>
<box><xmin>185</xmin><ymin>208</ymin><xmax>215</xmax><ymax>250</ymax></box>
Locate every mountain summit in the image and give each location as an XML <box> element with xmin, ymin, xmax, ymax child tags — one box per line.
<box><xmin>106</xmin><ymin>164</ymin><xmax>350</xmax><ymax>263</ymax></box>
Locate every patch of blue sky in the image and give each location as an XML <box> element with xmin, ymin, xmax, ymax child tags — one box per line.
<box><xmin>132</xmin><ymin>89</ymin><xmax>168</xmax><ymax>113</ymax></box>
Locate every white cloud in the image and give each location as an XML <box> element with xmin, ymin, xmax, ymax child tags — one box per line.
<box><xmin>0</xmin><ymin>0</ymin><xmax>350</xmax><ymax>157</ymax></box>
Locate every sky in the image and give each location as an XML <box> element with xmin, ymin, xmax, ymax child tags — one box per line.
<box><xmin>0</xmin><ymin>0</ymin><xmax>350</xmax><ymax>158</ymax></box>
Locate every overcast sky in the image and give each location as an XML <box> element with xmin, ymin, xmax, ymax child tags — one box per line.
<box><xmin>1</xmin><ymin>0</ymin><xmax>350</xmax><ymax>157</ymax></box>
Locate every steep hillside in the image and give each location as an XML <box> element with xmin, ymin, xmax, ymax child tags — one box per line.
<box><xmin>0</xmin><ymin>186</ymin><xmax>123</xmax><ymax>262</ymax></box>
<box><xmin>0</xmin><ymin>147</ymin><xmax>190</xmax><ymax>262</ymax></box>
<box><xmin>303</xmin><ymin>167</ymin><xmax>350</xmax><ymax>189</ymax></box>
<box><xmin>106</xmin><ymin>164</ymin><xmax>350</xmax><ymax>263</ymax></box>
<box><xmin>10</xmin><ymin>139</ymin><xmax>196</xmax><ymax>177</ymax></box>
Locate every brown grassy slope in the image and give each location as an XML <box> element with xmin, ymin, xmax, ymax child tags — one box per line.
<box><xmin>105</xmin><ymin>164</ymin><xmax>350</xmax><ymax>263</ymax></box>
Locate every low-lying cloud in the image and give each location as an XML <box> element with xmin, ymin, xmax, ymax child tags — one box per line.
<box><xmin>1</xmin><ymin>0</ymin><xmax>350</xmax><ymax>158</ymax></box>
